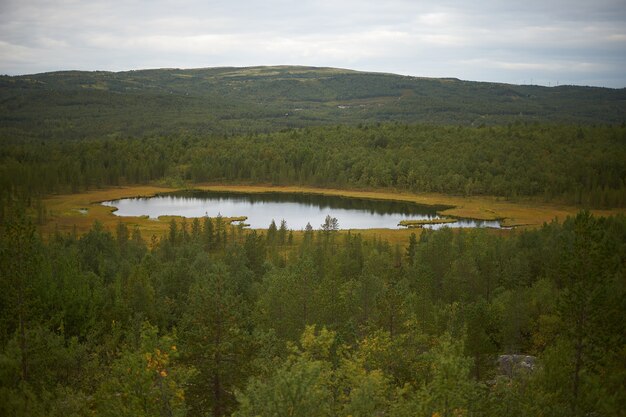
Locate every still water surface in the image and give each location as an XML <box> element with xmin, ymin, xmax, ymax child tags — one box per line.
<box><xmin>101</xmin><ymin>191</ymin><xmax>502</xmax><ymax>230</ymax></box>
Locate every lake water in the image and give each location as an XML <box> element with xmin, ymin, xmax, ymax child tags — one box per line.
<box><xmin>101</xmin><ymin>190</ymin><xmax>503</xmax><ymax>230</ymax></box>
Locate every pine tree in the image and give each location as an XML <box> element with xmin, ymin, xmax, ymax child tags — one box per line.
<box><xmin>182</xmin><ymin>263</ymin><xmax>252</xmax><ymax>417</ymax></box>
<box><xmin>203</xmin><ymin>216</ymin><xmax>214</xmax><ymax>250</ymax></box>
<box><xmin>321</xmin><ymin>215</ymin><xmax>339</xmax><ymax>233</ymax></box>
<box><xmin>168</xmin><ymin>218</ymin><xmax>178</xmax><ymax>244</ymax></box>
<box><xmin>278</xmin><ymin>219</ymin><xmax>288</xmax><ymax>245</ymax></box>
<box><xmin>191</xmin><ymin>217</ymin><xmax>201</xmax><ymax>242</ymax></box>
<box><xmin>406</xmin><ymin>232</ymin><xmax>417</xmax><ymax>265</ymax></box>
<box><xmin>267</xmin><ymin>220</ymin><xmax>278</xmax><ymax>244</ymax></box>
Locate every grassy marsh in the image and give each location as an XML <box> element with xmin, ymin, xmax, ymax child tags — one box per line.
<box><xmin>40</xmin><ymin>184</ymin><xmax>624</xmax><ymax>243</ymax></box>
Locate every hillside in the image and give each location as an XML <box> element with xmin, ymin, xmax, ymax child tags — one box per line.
<box><xmin>1</xmin><ymin>66</ymin><xmax>625</xmax><ymax>139</ymax></box>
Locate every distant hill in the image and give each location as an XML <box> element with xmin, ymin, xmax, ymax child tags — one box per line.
<box><xmin>1</xmin><ymin>66</ymin><xmax>625</xmax><ymax>139</ymax></box>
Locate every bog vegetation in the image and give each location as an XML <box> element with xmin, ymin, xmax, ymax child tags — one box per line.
<box><xmin>0</xmin><ymin>66</ymin><xmax>625</xmax><ymax>416</ymax></box>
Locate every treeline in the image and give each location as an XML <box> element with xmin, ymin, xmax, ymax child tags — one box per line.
<box><xmin>0</xmin><ymin>210</ymin><xmax>624</xmax><ymax>416</ymax></box>
<box><xmin>1</xmin><ymin>123</ymin><xmax>625</xmax><ymax>209</ymax></box>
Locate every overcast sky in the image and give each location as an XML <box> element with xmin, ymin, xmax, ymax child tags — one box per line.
<box><xmin>1</xmin><ymin>0</ymin><xmax>625</xmax><ymax>87</ymax></box>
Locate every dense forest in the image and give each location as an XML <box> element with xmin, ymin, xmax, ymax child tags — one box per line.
<box><xmin>0</xmin><ymin>210</ymin><xmax>624</xmax><ymax>416</ymax></box>
<box><xmin>1</xmin><ymin>66</ymin><xmax>625</xmax><ymax>416</ymax></box>
<box><xmin>2</xmin><ymin>123</ymin><xmax>625</xmax><ymax>211</ymax></box>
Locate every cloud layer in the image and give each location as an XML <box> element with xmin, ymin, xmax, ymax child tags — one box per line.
<box><xmin>1</xmin><ymin>0</ymin><xmax>625</xmax><ymax>87</ymax></box>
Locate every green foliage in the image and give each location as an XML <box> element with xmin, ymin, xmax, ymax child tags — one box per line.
<box><xmin>2</xmin><ymin>123</ymin><xmax>625</xmax><ymax>210</ymax></box>
<box><xmin>321</xmin><ymin>214</ymin><xmax>340</xmax><ymax>232</ymax></box>
<box><xmin>1</xmin><ymin>66</ymin><xmax>624</xmax><ymax>144</ymax></box>
<box><xmin>278</xmin><ymin>219</ymin><xmax>288</xmax><ymax>245</ymax></box>
<box><xmin>267</xmin><ymin>219</ymin><xmax>278</xmax><ymax>243</ymax></box>
<box><xmin>234</xmin><ymin>356</ymin><xmax>332</xmax><ymax>417</ymax></box>
<box><xmin>0</xmin><ymin>207</ymin><xmax>624</xmax><ymax>416</ymax></box>
<box><xmin>181</xmin><ymin>262</ymin><xmax>253</xmax><ymax>416</ymax></box>
<box><xmin>339</xmin><ymin>358</ymin><xmax>389</xmax><ymax>417</ymax></box>
<box><xmin>94</xmin><ymin>322</ymin><xmax>194</xmax><ymax>417</ymax></box>
<box><xmin>393</xmin><ymin>333</ymin><xmax>477</xmax><ymax>417</ymax></box>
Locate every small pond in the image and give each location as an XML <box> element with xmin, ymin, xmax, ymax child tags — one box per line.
<box><xmin>101</xmin><ymin>190</ymin><xmax>503</xmax><ymax>230</ymax></box>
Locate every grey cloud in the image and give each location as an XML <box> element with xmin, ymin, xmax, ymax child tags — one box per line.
<box><xmin>0</xmin><ymin>0</ymin><xmax>624</xmax><ymax>87</ymax></box>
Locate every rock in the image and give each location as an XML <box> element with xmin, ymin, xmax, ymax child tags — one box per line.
<box><xmin>497</xmin><ymin>354</ymin><xmax>537</xmax><ymax>378</ymax></box>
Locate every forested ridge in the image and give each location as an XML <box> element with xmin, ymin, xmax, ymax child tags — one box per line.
<box><xmin>2</xmin><ymin>66</ymin><xmax>625</xmax><ymax>140</ymax></box>
<box><xmin>1</xmin><ymin>65</ymin><xmax>625</xmax><ymax>416</ymax></box>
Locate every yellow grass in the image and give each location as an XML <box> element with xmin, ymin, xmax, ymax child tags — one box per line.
<box><xmin>41</xmin><ymin>185</ymin><xmax>250</xmax><ymax>239</ymax></box>
<box><xmin>40</xmin><ymin>183</ymin><xmax>625</xmax><ymax>241</ymax></box>
<box><xmin>192</xmin><ymin>184</ymin><xmax>622</xmax><ymax>227</ymax></box>
<box><xmin>398</xmin><ymin>218</ymin><xmax>457</xmax><ymax>228</ymax></box>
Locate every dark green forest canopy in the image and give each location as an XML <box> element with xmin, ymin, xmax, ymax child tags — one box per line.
<box><xmin>1</xmin><ymin>66</ymin><xmax>625</xmax><ymax>139</ymax></box>
<box><xmin>0</xmin><ymin>210</ymin><xmax>624</xmax><ymax>416</ymax></box>
<box><xmin>2</xmin><ymin>123</ymin><xmax>625</xmax><ymax>208</ymax></box>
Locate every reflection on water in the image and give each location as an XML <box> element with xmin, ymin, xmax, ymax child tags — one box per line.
<box><xmin>101</xmin><ymin>190</ymin><xmax>503</xmax><ymax>230</ymax></box>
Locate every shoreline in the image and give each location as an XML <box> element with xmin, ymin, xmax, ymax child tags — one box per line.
<box><xmin>40</xmin><ymin>183</ymin><xmax>625</xmax><ymax>239</ymax></box>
